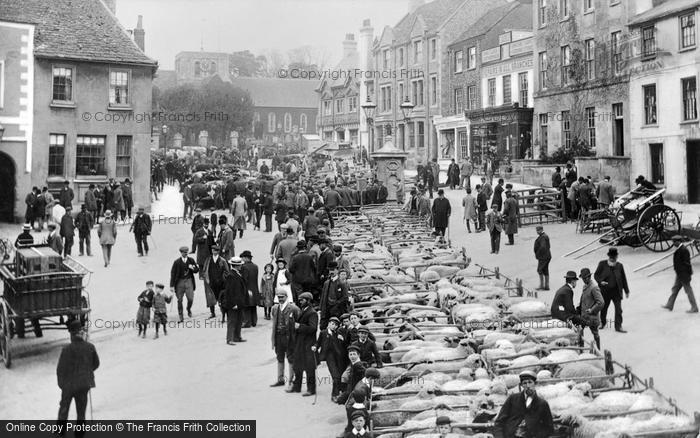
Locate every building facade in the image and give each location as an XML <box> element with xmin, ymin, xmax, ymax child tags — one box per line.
<box><xmin>369</xmin><ymin>0</ymin><xmax>503</xmax><ymax>167</ymax></box>
<box><xmin>0</xmin><ymin>20</ymin><xmax>34</xmax><ymax>222</ymax></box>
<box><xmin>0</xmin><ymin>0</ymin><xmax>157</xmax><ymax>221</ymax></box>
<box><xmin>532</xmin><ymin>0</ymin><xmax>632</xmax><ymax>158</ymax></box>
<box><xmin>316</xmin><ymin>34</ymin><xmax>361</xmax><ymax>146</ymax></box>
<box><xmin>230</xmin><ymin>77</ymin><xmax>318</xmax><ymax>146</ymax></box>
<box><xmin>441</xmin><ymin>0</ymin><xmax>533</xmax><ymax>167</ymax></box>
<box><xmin>175</xmin><ymin>51</ymin><xmax>233</xmax><ymax>84</ymax></box>
<box><xmin>628</xmin><ymin>0</ymin><xmax>700</xmax><ymax>202</ymax></box>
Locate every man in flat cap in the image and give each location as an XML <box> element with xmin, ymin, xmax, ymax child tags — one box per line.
<box><xmin>351</xmin><ymin>326</ymin><xmax>382</xmax><ymax>369</ymax></box>
<box><xmin>494</xmin><ymin>370</ymin><xmax>553</xmax><ymax>438</ymax></box>
<box><xmin>270</xmin><ymin>288</ymin><xmax>300</xmax><ymax>388</ymax></box>
<box><xmin>594</xmin><ymin>247</ymin><xmax>630</xmax><ymax>332</ymax></box>
<box><xmin>534</xmin><ymin>225</ymin><xmax>551</xmax><ymax>290</ymax></box>
<box><xmin>663</xmin><ymin>235</ymin><xmax>698</xmax><ymax>313</ymax></box>
<box><xmin>312</xmin><ymin>316</ymin><xmax>345</xmax><ymax>401</ymax></box>
<box><xmin>203</xmin><ymin>245</ymin><xmax>229</xmax><ymax>320</ymax></box>
<box><xmin>287</xmin><ymin>292</ymin><xmax>318</xmax><ymax>396</ymax></box>
<box><xmin>169</xmin><ymin>246</ymin><xmax>200</xmax><ymax>322</ymax></box>
<box><xmin>129</xmin><ymin>206</ymin><xmax>151</xmax><ymax>257</ymax></box>
<box><xmin>56</xmin><ymin>320</ymin><xmax>99</xmax><ymax>434</ymax></box>
<box><xmin>578</xmin><ymin>268</ymin><xmax>603</xmax><ymax>349</ymax></box>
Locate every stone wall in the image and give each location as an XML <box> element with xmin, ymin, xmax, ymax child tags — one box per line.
<box><xmin>574</xmin><ymin>156</ymin><xmax>631</xmax><ymax>192</ymax></box>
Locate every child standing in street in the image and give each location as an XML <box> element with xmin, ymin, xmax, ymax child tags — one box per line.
<box><xmin>136</xmin><ymin>281</ymin><xmax>155</xmax><ymax>338</ymax></box>
<box><xmin>260</xmin><ymin>263</ymin><xmax>275</xmax><ymax>319</ymax></box>
<box><xmin>152</xmin><ymin>283</ymin><xmax>172</xmax><ymax>339</ymax></box>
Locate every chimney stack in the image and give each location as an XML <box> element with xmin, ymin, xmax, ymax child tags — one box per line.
<box><xmin>134</xmin><ymin>15</ymin><xmax>145</xmax><ymax>52</ymax></box>
<box><xmin>342</xmin><ymin>33</ymin><xmax>357</xmax><ymax>59</ymax></box>
<box><xmin>101</xmin><ymin>0</ymin><xmax>116</xmax><ymax>15</ymax></box>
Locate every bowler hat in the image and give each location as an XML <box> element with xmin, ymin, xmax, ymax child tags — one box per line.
<box><xmin>579</xmin><ymin>268</ymin><xmax>592</xmax><ymax>279</ymax></box>
<box><xmin>328</xmin><ymin>261</ymin><xmax>338</xmax><ymax>269</ymax></box>
<box><xmin>436</xmin><ymin>416</ymin><xmax>451</xmax><ymax>426</ymax></box>
<box><xmin>275</xmin><ymin>258</ymin><xmax>287</xmax><ymax>265</ymax></box>
<box><xmin>68</xmin><ymin>320</ymin><xmax>83</xmax><ymax>334</ymax></box>
<box><xmin>239</xmin><ymin>250</ymin><xmax>252</xmax><ymax>259</ymax></box>
<box><xmin>296</xmin><ymin>240</ymin><xmax>307</xmax><ymax>249</ymax></box>
<box><xmin>210</xmin><ymin>245</ymin><xmax>220</xmax><ymax>251</ymax></box>
<box><xmin>607</xmin><ymin>247</ymin><xmax>619</xmax><ymax>257</ymax></box>
<box><xmin>564</xmin><ymin>271</ymin><xmax>578</xmax><ymax>280</ymax></box>
<box><xmin>298</xmin><ymin>292</ymin><xmax>313</xmax><ymax>301</ymax></box>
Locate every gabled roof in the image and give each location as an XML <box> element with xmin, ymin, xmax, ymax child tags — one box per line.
<box><xmin>629</xmin><ymin>0</ymin><xmax>700</xmax><ymax>27</ymax></box>
<box><xmin>392</xmin><ymin>0</ymin><xmax>466</xmax><ymax>43</ymax></box>
<box><xmin>229</xmin><ymin>77</ymin><xmax>318</xmax><ymax>109</ymax></box>
<box><xmin>451</xmin><ymin>1</ymin><xmax>529</xmax><ymax>46</ymax></box>
<box><xmin>0</xmin><ymin>0</ymin><xmax>157</xmax><ymax>66</ymax></box>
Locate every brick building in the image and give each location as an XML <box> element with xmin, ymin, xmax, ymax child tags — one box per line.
<box><xmin>0</xmin><ymin>0</ymin><xmax>157</xmax><ymax>222</ymax></box>
<box><xmin>440</xmin><ymin>0</ymin><xmax>533</xmax><ymax>167</ymax></box>
<box><xmin>316</xmin><ymin>34</ymin><xmax>361</xmax><ymax>146</ymax></box>
<box><xmin>369</xmin><ymin>0</ymin><xmax>504</xmax><ymax>168</ymax></box>
<box><xmin>230</xmin><ymin>77</ymin><xmax>318</xmax><ymax>146</ymax></box>
<box><xmin>628</xmin><ymin>0</ymin><xmax>700</xmax><ymax>202</ymax></box>
<box><xmin>532</xmin><ymin>0</ymin><xmax>632</xmax><ymax>158</ymax></box>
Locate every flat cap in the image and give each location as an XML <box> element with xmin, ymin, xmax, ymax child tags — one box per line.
<box><xmin>340</xmin><ymin>313</ymin><xmax>351</xmax><ymax>320</ymax></box>
<box><xmin>357</xmin><ymin>326</ymin><xmax>370</xmax><ymax>334</ymax></box>
<box><xmin>68</xmin><ymin>320</ymin><xmax>83</xmax><ymax>334</ymax></box>
<box><xmin>519</xmin><ymin>370</ymin><xmax>537</xmax><ymax>382</ymax></box>
<box><xmin>179</xmin><ymin>246</ymin><xmax>190</xmax><ymax>253</ymax></box>
<box><xmin>350</xmin><ymin>410</ymin><xmax>366</xmax><ymax>421</ymax></box>
<box><xmin>298</xmin><ymin>292</ymin><xmax>313</xmax><ymax>301</ymax></box>
<box><xmin>364</xmin><ymin>367</ymin><xmax>380</xmax><ymax>379</ymax></box>
<box><xmin>329</xmin><ymin>316</ymin><xmax>340</xmax><ymax>324</ymax></box>
<box><xmin>347</xmin><ymin>345</ymin><xmax>361</xmax><ymax>353</ymax></box>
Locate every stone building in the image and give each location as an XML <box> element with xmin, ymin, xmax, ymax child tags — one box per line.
<box><xmin>369</xmin><ymin>0</ymin><xmax>504</xmax><ymax>167</ymax></box>
<box><xmin>230</xmin><ymin>77</ymin><xmax>318</xmax><ymax>146</ymax></box>
<box><xmin>0</xmin><ymin>0</ymin><xmax>157</xmax><ymax>222</ymax></box>
<box><xmin>316</xmin><ymin>34</ymin><xmax>361</xmax><ymax>146</ymax></box>
<box><xmin>628</xmin><ymin>0</ymin><xmax>700</xmax><ymax>202</ymax></box>
<box><xmin>440</xmin><ymin>0</ymin><xmax>533</xmax><ymax>167</ymax></box>
<box><xmin>175</xmin><ymin>51</ymin><xmax>232</xmax><ymax>84</ymax></box>
<box><xmin>532</xmin><ymin>0</ymin><xmax>632</xmax><ymax>158</ymax></box>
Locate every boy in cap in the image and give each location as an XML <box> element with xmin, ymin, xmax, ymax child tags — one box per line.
<box><xmin>152</xmin><ymin>284</ymin><xmax>172</xmax><ymax>338</ymax></box>
<box><xmin>337</xmin><ymin>344</ymin><xmax>365</xmax><ymax>405</ymax></box>
<box><xmin>494</xmin><ymin>370</ymin><xmax>553</xmax><ymax>438</ymax></box>
<box><xmin>342</xmin><ymin>409</ymin><xmax>372</xmax><ymax>438</ymax></box>
<box><xmin>312</xmin><ymin>316</ymin><xmax>345</xmax><ymax>401</ymax></box>
<box><xmin>351</xmin><ymin>327</ymin><xmax>382</xmax><ymax>368</ymax></box>
<box><xmin>344</xmin><ymin>368</ymin><xmax>379</xmax><ymax>433</ymax></box>
<box><xmin>435</xmin><ymin>416</ymin><xmax>453</xmax><ymax>435</ymax></box>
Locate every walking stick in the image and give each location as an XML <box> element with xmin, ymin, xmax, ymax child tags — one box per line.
<box><xmin>88</xmin><ymin>389</ymin><xmax>94</xmax><ymax>420</ymax></box>
<box><xmin>312</xmin><ymin>348</ymin><xmax>319</xmax><ymax>405</ymax></box>
<box><xmin>148</xmin><ymin>234</ymin><xmax>157</xmax><ymax>250</ymax></box>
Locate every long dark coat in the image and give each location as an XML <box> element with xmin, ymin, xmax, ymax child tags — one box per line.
<box><xmin>293</xmin><ymin>304</ymin><xmax>319</xmax><ymax>370</ymax></box>
<box><xmin>533</xmin><ymin>233</ymin><xmax>551</xmax><ymax>261</ymax></box>
<box><xmin>220</xmin><ymin>269</ymin><xmax>247</xmax><ymax>310</ymax></box>
<box><xmin>241</xmin><ymin>261</ymin><xmax>259</xmax><ymax>306</ymax></box>
<box><xmin>502</xmin><ymin>197</ymin><xmax>519</xmax><ymax>235</ymax></box>
<box><xmin>320</xmin><ymin>278</ymin><xmax>350</xmax><ymax>324</ymax></box>
<box><xmin>431</xmin><ymin>197</ymin><xmax>451</xmax><ymax>229</ymax></box>
<box><xmin>593</xmin><ymin>260</ymin><xmax>630</xmax><ymax>299</ymax></box>
<box><xmin>56</xmin><ymin>337</ymin><xmax>100</xmax><ymax>391</ymax></box>
<box><xmin>494</xmin><ymin>391</ymin><xmax>553</xmax><ymax>438</ymax></box>
<box><xmin>673</xmin><ymin>245</ymin><xmax>693</xmax><ymax>282</ymax></box>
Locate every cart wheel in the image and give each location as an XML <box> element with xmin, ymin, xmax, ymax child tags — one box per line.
<box><xmin>637</xmin><ymin>204</ymin><xmax>681</xmax><ymax>252</ymax></box>
<box><xmin>0</xmin><ymin>301</ymin><xmax>12</xmax><ymax>368</ymax></box>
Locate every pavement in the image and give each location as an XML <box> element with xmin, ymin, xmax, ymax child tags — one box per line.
<box><xmin>0</xmin><ymin>179</ymin><xmax>698</xmax><ymax>432</ymax></box>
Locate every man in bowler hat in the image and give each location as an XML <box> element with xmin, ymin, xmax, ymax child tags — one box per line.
<box><xmin>594</xmin><ymin>247</ymin><xmax>630</xmax><ymax>332</ymax></box>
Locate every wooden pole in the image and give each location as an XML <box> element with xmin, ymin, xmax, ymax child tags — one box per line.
<box><xmin>563</xmin><ymin>228</ymin><xmax>616</xmax><ymax>257</ymax></box>
<box><xmin>573</xmin><ymin>236</ymin><xmax>622</xmax><ymax>260</ymax></box>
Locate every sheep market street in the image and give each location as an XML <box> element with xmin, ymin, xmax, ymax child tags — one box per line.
<box><xmin>0</xmin><ymin>183</ymin><xmax>698</xmax><ymax>436</ymax></box>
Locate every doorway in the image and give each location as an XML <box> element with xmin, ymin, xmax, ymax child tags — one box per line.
<box><xmin>687</xmin><ymin>140</ymin><xmax>700</xmax><ymax>203</ymax></box>
<box><xmin>0</xmin><ymin>152</ymin><xmax>16</xmax><ymax>222</ymax></box>
<box><xmin>613</xmin><ymin>103</ymin><xmax>624</xmax><ymax>156</ymax></box>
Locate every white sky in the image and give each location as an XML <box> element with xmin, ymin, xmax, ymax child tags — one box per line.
<box><xmin>116</xmin><ymin>0</ymin><xmax>411</xmax><ymax>70</ymax></box>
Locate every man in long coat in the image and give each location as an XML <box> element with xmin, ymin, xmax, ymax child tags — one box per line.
<box><xmin>447</xmin><ymin>158</ymin><xmax>460</xmax><ymax>190</ymax></box>
<box><xmin>319</xmin><ymin>261</ymin><xmax>350</xmax><ymax>330</ymax></box>
<box><xmin>287</xmin><ymin>292</ymin><xmax>318</xmax><ymax>396</ymax></box>
<box><xmin>593</xmin><ymin>247</ymin><xmax>630</xmax><ymax>332</ymax></box>
<box><xmin>231</xmin><ymin>193</ymin><xmax>248</xmax><ymax>239</ymax></box>
<box><xmin>270</xmin><ymin>289</ymin><xmax>300</xmax><ymax>388</ymax></box>
<box><xmin>240</xmin><ymin>250</ymin><xmax>259</xmax><ymax>328</ymax></box>
<box><xmin>289</xmin><ymin>241</ymin><xmax>317</xmax><ymax>303</ymax></box>
<box><xmin>217</xmin><ymin>217</ymin><xmax>235</xmax><ymax>260</ymax></box>
<box><xmin>75</xmin><ymin>205</ymin><xmax>94</xmax><ymax>257</ymax></box>
<box><xmin>130</xmin><ymin>206</ymin><xmax>152</xmax><ymax>257</ymax></box>
<box><xmin>494</xmin><ymin>371</ymin><xmax>553</xmax><ymax>438</ymax></box>
<box><xmin>533</xmin><ymin>226</ymin><xmax>551</xmax><ymax>291</ymax></box>
<box><xmin>203</xmin><ymin>245</ymin><xmax>229</xmax><ymax>320</ymax></box>
<box><xmin>59</xmin><ymin>180</ymin><xmax>74</xmax><ymax>209</ymax></box>
<box><xmin>112</xmin><ymin>182</ymin><xmax>125</xmax><ymax>221</ymax></box>
<box><xmin>578</xmin><ymin>268</ymin><xmax>603</xmax><ymax>349</ymax></box>
<box><xmin>596</xmin><ymin>176</ymin><xmax>615</xmax><ymax>208</ymax></box>
<box><xmin>462</xmin><ymin>188</ymin><xmax>477</xmax><ymax>233</ymax></box>
<box><xmin>169</xmin><ymin>246</ymin><xmax>200</xmax><ymax>322</ymax></box>
<box><xmin>459</xmin><ymin>158</ymin><xmax>473</xmax><ymax>190</ymax></box>
<box><xmin>431</xmin><ymin>189</ymin><xmax>451</xmax><ymax>237</ymax></box>
<box><xmin>551</xmin><ymin>271</ymin><xmax>586</xmax><ymax>326</ymax></box>
<box><xmin>502</xmin><ymin>191</ymin><xmax>518</xmax><ymax>245</ymax></box>
<box><xmin>221</xmin><ymin>257</ymin><xmax>247</xmax><ymax>344</ymax></box>
<box><xmin>56</xmin><ymin>320</ymin><xmax>99</xmax><ymax>431</ymax></box>
<box><xmin>84</xmin><ymin>185</ymin><xmax>98</xmax><ymax>222</ymax></box>
<box><xmin>663</xmin><ymin>235</ymin><xmax>699</xmax><ymax>313</ymax></box>
<box><xmin>60</xmin><ymin>207</ymin><xmax>75</xmax><ymax>257</ymax></box>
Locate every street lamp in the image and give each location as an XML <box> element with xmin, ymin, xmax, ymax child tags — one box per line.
<box><xmin>161</xmin><ymin>124</ymin><xmax>168</xmax><ymax>155</ymax></box>
<box><xmin>399</xmin><ymin>97</ymin><xmax>414</xmax><ymax>151</ymax></box>
<box><xmin>361</xmin><ymin>95</ymin><xmax>376</xmax><ymax>155</ymax></box>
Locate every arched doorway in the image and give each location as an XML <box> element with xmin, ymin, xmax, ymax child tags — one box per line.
<box><xmin>0</xmin><ymin>152</ymin><xmax>16</xmax><ymax>222</ymax></box>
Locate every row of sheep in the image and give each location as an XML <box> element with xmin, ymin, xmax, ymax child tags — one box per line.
<box><xmin>334</xmin><ymin>207</ymin><xmax>698</xmax><ymax>438</ymax></box>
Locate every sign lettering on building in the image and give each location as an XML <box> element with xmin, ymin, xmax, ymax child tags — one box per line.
<box><xmin>498</xmin><ymin>32</ymin><xmax>512</xmax><ymax>45</ymax></box>
<box><xmin>482</xmin><ymin>47</ymin><xmax>501</xmax><ymax>63</ymax></box>
<box><xmin>509</xmin><ymin>38</ymin><xmax>533</xmax><ymax>56</ymax></box>
<box><xmin>483</xmin><ymin>57</ymin><xmax>534</xmax><ymax>77</ymax></box>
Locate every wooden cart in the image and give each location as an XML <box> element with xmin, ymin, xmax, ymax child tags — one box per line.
<box><xmin>0</xmin><ymin>244</ymin><xmax>91</xmax><ymax>368</ymax></box>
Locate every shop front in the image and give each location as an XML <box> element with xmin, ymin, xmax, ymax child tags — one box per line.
<box><xmin>465</xmin><ymin>105</ymin><xmax>532</xmax><ymax>169</ymax></box>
